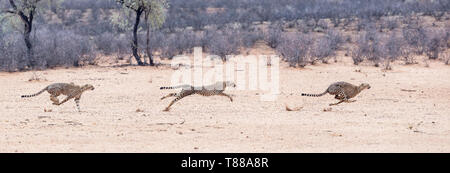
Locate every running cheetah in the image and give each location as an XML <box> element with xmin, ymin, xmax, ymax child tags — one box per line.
<box><xmin>160</xmin><ymin>81</ymin><xmax>236</xmax><ymax>111</ymax></box>
<box><xmin>301</xmin><ymin>81</ymin><xmax>371</xmax><ymax>106</ymax></box>
<box><xmin>21</xmin><ymin>83</ymin><xmax>95</xmax><ymax>112</ymax></box>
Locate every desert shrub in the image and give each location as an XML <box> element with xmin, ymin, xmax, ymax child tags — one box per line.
<box><xmin>174</xmin><ymin>30</ymin><xmax>201</xmax><ymax>54</ymax></box>
<box><xmin>148</xmin><ymin>31</ymin><xmax>166</xmax><ymax>55</ymax></box>
<box><xmin>34</xmin><ymin>28</ymin><xmax>95</xmax><ymax>68</ymax></box>
<box><xmin>0</xmin><ymin>33</ymin><xmax>28</xmax><ymax>71</ymax></box>
<box><xmin>308</xmin><ymin>29</ymin><xmax>342</xmax><ymax>64</ymax></box>
<box><xmin>206</xmin><ymin>29</ymin><xmax>241</xmax><ymax>61</ymax></box>
<box><xmin>159</xmin><ymin>34</ymin><xmax>178</xmax><ymax>59</ymax></box>
<box><xmin>317</xmin><ymin>19</ymin><xmax>329</xmax><ymax>30</ymax></box>
<box><xmin>240</xmin><ymin>29</ymin><xmax>264</xmax><ymax>48</ymax></box>
<box><xmin>276</xmin><ymin>33</ymin><xmax>313</xmax><ymax>67</ymax></box>
<box><xmin>424</xmin><ymin>29</ymin><xmax>447</xmax><ymax>60</ymax></box>
<box><xmin>402</xmin><ymin>24</ymin><xmax>427</xmax><ymax>55</ymax></box>
<box><xmin>384</xmin><ymin>33</ymin><xmax>407</xmax><ymax>69</ymax></box>
<box><xmin>351</xmin><ymin>31</ymin><xmax>385</xmax><ymax>66</ymax></box>
<box><xmin>94</xmin><ymin>32</ymin><xmax>115</xmax><ymax>55</ymax></box>
<box><xmin>325</xmin><ymin>29</ymin><xmax>343</xmax><ymax>51</ymax></box>
<box><xmin>381</xmin><ymin>18</ymin><xmax>399</xmax><ymax>31</ymax></box>
<box><xmin>312</xmin><ymin>36</ymin><xmax>335</xmax><ymax>64</ymax></box>
<box><xmin>265</xmin><ymin>23</ymin><xmax>283</xmax><ymax>48</ymax></box>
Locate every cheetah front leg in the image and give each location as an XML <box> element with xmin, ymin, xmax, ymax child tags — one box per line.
<box><xmin>74</xmin><ymin>96</ymin><xmax>81</xmax><ymax>112</ymax></box>
<box><xmin>164</xmin><ymin>96</ymin><xmax>183</xmax><ymax>112</ymax></box>
<box><xmin>219</xmin><ymin>93</ymin><xmax>233</xmax><ymax>102</ymax></box>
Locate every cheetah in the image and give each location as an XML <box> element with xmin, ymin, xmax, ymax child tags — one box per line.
<box><xmin>160</xmin><ymin>81</ymin><xmax>236</xmax><ymax>111</ymax></box>
<box><xmin>301</xmin><ymin>81</ymin><xmax>371</xmax><ymax>106</ymax></box>
<box><xmin>21</xmin><ymin>83</ymin><xmax>95</xmax><ymax>112</ymax></box>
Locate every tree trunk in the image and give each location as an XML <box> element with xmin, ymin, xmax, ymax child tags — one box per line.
<box><xmin>145</xmin><ymin>11</ymin><xmax>154</xmax><ymax>66</ymax></box>
<box><xmin>24</xmin><ymin>20</ymin><xmax>35</xmax><ymax>68</ymax></box>
<box><xmin>132</xmin><ymin>9</ymin><xmax>144</xmax><ymax>66</ymax></box>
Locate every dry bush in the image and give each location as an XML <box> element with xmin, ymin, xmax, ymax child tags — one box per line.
<box><xmin>206</xmin><ymin>29</ymin><xmax>241</xmax><ymax>61</ymax></box>
<box><xmin>277</xmin><ymin>33</ymin><xmax>313</xmax><ymax>67</ymax></box>
<box><xmin>0</xmin><ymin>33</ymin><xmax>28</xmax><ymax>71</ymax></box>
<box><xmin>312</xmin><ymin>36</ymin><xmax>335</xmax><ymax>64</ymax></box>
<box><xmin>351</xmin><ymin>31</ymin><xmax>386</xmax><ymax>66</ymax></box>
<box><xmin>240</xmin><ymin>28</ymin><xmax>264</xmax><ymax>48</ymax></box>
<box><xmin>265</xmin><ymin>23</ymin><xmax>283</xmax><ymax>48</ymax></box>
<box><xmin>442</xmin><ymin>52</ymin><xmax>450</xmax><ymax>65</ymax></box>
<box><xmin>34</xmin><ymin>28</ymin><xmax>96</xmax><ymax>68</ymax></box>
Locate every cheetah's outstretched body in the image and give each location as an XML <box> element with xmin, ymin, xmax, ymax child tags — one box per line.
<box><xmin>301</xmin><ymin>81</ymin><xmax>370</xmax><ymax>106</ymax></box>
<box><xmin>21</xmin><ymin>83</ymin><xmax>95</xmax><ymax>112</ymax></box>
<box><xmin>160</xmin><ymin>81</ymin><xmax>236</xmax><ymax>111</ymax></box>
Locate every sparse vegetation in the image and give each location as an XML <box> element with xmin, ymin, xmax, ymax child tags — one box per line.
<box><xmin>0</xmin><ymin>0</ymin><xmax>449</xmax><ymax>71</ymax></box>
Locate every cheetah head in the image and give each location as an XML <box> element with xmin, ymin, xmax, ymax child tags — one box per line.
<box><xmin>360</xmin><ymin>83</ymin><xmax>371</xmax><ymax>90</ymax></box>
<box><xmin>225</xmin><ymin>81</ymin><xmax>237</xmax><ymax>88</ymax></box>
<box><xmin>82</xmin><ymin>84</ymin><xmax>95</xmax><ymax>91</ymax></box>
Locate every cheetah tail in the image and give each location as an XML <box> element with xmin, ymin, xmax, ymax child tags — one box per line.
<box><xmin>21</xmin><ymin>87</ymin><xmax>47</xmax><ymax>98</ymax></box>
<box><xmin>301</xmin><ymin>91</ymin><xmax>327</xmax><ymax>97</ymax></box>
<box><xmin>160</xmin><ymin>85</ymin><xmax>189</xmax><ymax>90</ymax></box>
<box><xmin>160</xmin><ymin>86</ymin><xmax>177</xmax><ymax>90</ymax></box>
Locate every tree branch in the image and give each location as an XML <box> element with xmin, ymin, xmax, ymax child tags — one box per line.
<box><xmin>8</xmin><ymin>0</ymin><xmax>31</xmax><ymax>23</ymax></box>
<box><xmin>116</xmin><ymin>0</ymin><xmax>139</xmax><ymax>11</ymax></box>
<box><xmin>0</xmin><ymin>9</ymin><xmax>16</xmax><ymax>14</ymax></box>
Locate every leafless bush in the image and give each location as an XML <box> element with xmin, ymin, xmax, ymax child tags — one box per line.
<box><xmin>317</xmin><ymin>19</ymin><xmax>329</xmax><ymax>30</ymax></box>
<box><xmin>351</xmin><ymin>31</ymin><xmax>385</xmax><ymax>66</ymax></box>
<box><xmin>265</xmin><ymin>23</ymin><xmax>282</xmax><ymax>48</ymax></box>
<box><xmin>424</xmin><ymin>29</ymin><xmax>447</xmax><ymax>60</ymax></box>
<box><xmin>442</xmin><ymin>52</ymin><xmax>450</xmax><ymax>65</ymax></box>
<box><xmin>383</xmin><ymin>33</ymin><xmax>407</xmax><ymax>69</ymax></box>
<box><xmin>312</xmin><ymin>36</ymin><xmax>335</xmax><ymax>64</ymax></box>
<box><xmin>94</xmin><ymin>32</ymin><xmax>115</xmax><ymax>55</ymax></box>
<box><xmin>325</xmin><ymin>29</ymin><xmax>343</xmax><ymax>51</ymax></box>
<box><xmin>159</xmin><ymin>34</ymin><xmax>178</xmax><ymax>59</ymax></box>
<box><xmin>277</xmin><ymin>33</ymin><xmax>313</xmax><ymax>67</ymax></box>
<box><xmin>402</xmin><ymin>24</ymin><xmax>427</xmax><ymax>56</ymax></box>
<box><xmin>0</xmin><ymin>33</ymin><xmax>28</xmax><ymax>71</ymax></box>
<box><xmin>206</xmin><ymin>29</ymin><xmax>241</xmax><ymax>61</ymax></box>
<box><xmin>0</xmin><ymin>28</ymin><xmax>96</xmax><ymax>71</ymax></box>
<box><xmin>34</xmin><ymin>29</ymin><xmax>95</xmax><ymax>68</ymax></box>
<box><xmin>240</xmin><ymin>29</ymin><xmax>264</xmax><ymax>48</ymax></box>
<box><xmin>381</xmin><ymin>18</ymin><xmax>399</xmax><ymax>31</ymax></box>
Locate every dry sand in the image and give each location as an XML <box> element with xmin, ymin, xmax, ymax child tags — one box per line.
<box><xmin>1</xmin><ymin>56</ymin><xmax>449</xmax><ymax>153</ymax></box>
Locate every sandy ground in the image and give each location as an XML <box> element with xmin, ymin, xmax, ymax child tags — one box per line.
<box><xmin>1</xmin><ymin>55</ymin><xmax>449</xmax><ymax>153</ymax></box>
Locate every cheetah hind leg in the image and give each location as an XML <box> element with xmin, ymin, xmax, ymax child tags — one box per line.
<box><xmin>219</xmin><ymin>93</ymin><xmax>233</xmax><ymax>102</ymax></box>
<box><xmin>329</xmin><ymin>99</ymin><xmax>345</xmax><ymax>106</ymax></box>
